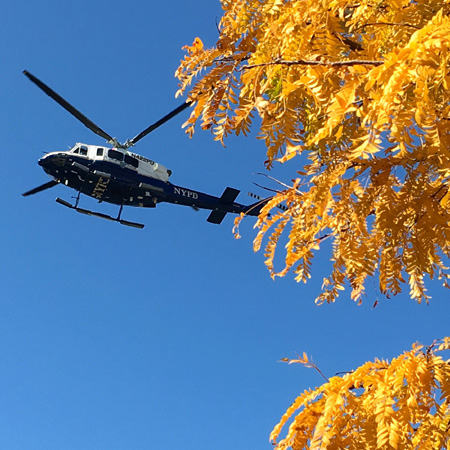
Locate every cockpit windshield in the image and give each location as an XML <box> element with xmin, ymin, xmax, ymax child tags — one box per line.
<box><xmin>72</xmin><ymin>145</ymin><xmax>88</xmax><ymax>156</ymax></box>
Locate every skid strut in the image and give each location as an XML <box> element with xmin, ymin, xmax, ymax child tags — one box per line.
<box><xmin>55</xmin><ymin>197</ymin><xmax>145</xmax><ymax>229</ymax></box>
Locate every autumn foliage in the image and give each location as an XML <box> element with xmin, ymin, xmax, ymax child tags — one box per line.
<box><xmin>176</xmin><ymin>0</ymin><xmax>450</xmax><ymax>304</ymax></box>
<box><xmin>271</xmin><ymin>339</ymin><xmax>450</xmax><ymax>450</ymax></box>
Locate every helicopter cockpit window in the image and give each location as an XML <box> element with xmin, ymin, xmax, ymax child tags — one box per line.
<box><xmin>73</xmin><ymin>147</ymin><xmax>80</xmax><ymax>154</ymax></box>
<box><xmin>80</xmin><ymin>146</ymin><xmax>88</xmax><ymax>156</ymax></box>
<box><xmin>108</xmin><ymin>149</ymin><xmax>124</xmax><ymax>162</ymax></box>
<box><xmin>97</xmin><ymin>148</ymin><xmax>104</xmax><ymax>156</ymax></box>
<box><xmin>124</xmin><ymin>154</ymin><xmax>139</xmax><ymax>168</ymax></box>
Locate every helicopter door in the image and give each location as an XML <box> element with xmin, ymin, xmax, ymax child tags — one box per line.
<box><xmin>107</xmin><ymin>149</ymin><xmax>124</xmax><ymax>165</ymax></box>
<box><xmin>124</xmin><ymin>154</ymin><xmax>139</xmax><ymax>170</ymax></box>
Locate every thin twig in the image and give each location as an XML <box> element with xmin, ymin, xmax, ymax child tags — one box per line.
<box><xmin>314</xmin><ymin>364</ymin><xmax>330</xmax><ymax>383</ymax></box>
<box><xmin>253</xmin><ymin>182</ymin><xmax>280</xmax><ymax>194</ymax></box>
<box><xmin>255</xmin><ymin>172</ymin><xmax>295</xmax><ymax>190</ymax></box>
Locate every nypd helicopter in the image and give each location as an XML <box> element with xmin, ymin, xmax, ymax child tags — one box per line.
<box><xmin>22</xmin><ymin>70</ymin><xmax>269</xmax><ymax>229</ymax></box>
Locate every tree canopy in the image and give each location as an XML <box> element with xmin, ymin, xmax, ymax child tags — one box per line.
<box><xmin>176</xmin><ymin>0</ymin><xmax>450</xmax><ymax>304</ymax></box>
<box><xmin>271</xmin><ymin>339</ymin><xmax>450</xmax><ymax>450</ymax></box>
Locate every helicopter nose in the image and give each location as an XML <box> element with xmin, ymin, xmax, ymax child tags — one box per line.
<box><xmin>39</xmin><ymin>153</ymin><xmax>66</xmax><ymax>168</ymax></box>
<box><xmin>38</xmin><ymin>154</ymin><xmax>50</xmax><ymax>167</ymax></box>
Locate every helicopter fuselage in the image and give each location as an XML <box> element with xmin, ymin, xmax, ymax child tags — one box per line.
<box><xmin>38</xmin><ymin>143</ymin><xmax>259</xmax><ymax>224</ymax></box>
<box><xmin>23</xmin><ymin>70</ymin><xmax>268</xmax><ymax>228</ymax></box>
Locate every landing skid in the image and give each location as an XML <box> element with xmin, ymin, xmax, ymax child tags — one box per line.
<box><xmin>55</xmin><ymin>197</ymin><xmax>145</xmax><ymax>229</ymax></box>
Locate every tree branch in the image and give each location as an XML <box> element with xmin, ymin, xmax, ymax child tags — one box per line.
<box><xmin>353</xmin><ymin>22</ymin><xmax>421</xmax><ymax>32</ymax></box>
<box><xmin>238</xmin><ymin>58</ymin><xmax>384</xmax><ymax>71</ymax></box>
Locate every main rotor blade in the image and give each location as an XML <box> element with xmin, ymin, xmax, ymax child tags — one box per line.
<box><xmin>126</xmin><ymin>101</ymin><xmax>192</xmax><ymax>147</ymax></box>
<box><xmin>23</xmin><ymin>70</ymin><xmax>115</xmax><ymax>144</ymax></box>
<box><xmin>22</xmin><ymin>180</ymin><xmax>59</xmax><ymax>197</ymax></box>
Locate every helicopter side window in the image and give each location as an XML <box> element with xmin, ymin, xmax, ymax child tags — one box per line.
<box><xmin>80</xmin><ymin>146</ymin><xmax>88</xmax><ymax>156</ymax></box>
<box><xmin>73</xmin><ymin>147</ymin><xmax>80</xmax><ymax>154</ymax></box>
<box><xmin>108</xmin><ymin>149</ymin><xmax>124</xmax><ymax>162</ymax></box>
<box><xmin>97</xmin><ymin>148</ymin><xmax>104</xmax><ymax>156</ymax></box>
<box><xmin>124</xmin><ymin>154</ymin><xmax>139</xmax><ymax>169</ymax></box>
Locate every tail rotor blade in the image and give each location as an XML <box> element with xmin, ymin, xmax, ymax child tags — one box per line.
<box><xmin>22</xmin><ymin>180</ymin><xmax>59</xmax><ymax>197</ymax></box>
<box><xmin>23</xmin><ymin>70</ymin><xmax>115</xmax><ymax>144</ymax></box>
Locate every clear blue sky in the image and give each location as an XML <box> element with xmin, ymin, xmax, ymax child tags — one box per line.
<box><xmin>1</xmin><ymin>1</ymin><xmax>449</xmax><ymax>449</ymax></box>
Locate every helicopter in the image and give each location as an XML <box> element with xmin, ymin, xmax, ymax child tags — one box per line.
<box><xmin>22</xmin><ymin>70</ymin><xmax>268</xmax><ymax>229</ymax></box>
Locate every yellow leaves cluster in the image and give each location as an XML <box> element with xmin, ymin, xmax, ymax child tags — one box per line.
<box><xmin>176</xmin><ymin>0</ymin><xmax>450</xmax><ymax>303</ymax></box>
<box><xmin>272</xmin><ymin>339</ymin><xmax>450</xmax><ymax>450</ymax></box>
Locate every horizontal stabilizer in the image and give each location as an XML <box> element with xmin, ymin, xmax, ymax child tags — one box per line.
<box><xmin>206</xmin><ymin>187</ymin><xmax>240</xmax><ymax>224</ymax></box>
<box><xmin>207</xmin><ymin>210</ymin><xmax>227</xmax><ymax>224</ymax></box>
<box><xmin>219</xmin><ymin>187</ymin><xmax>240</xmax><ymax>203</ymax></box>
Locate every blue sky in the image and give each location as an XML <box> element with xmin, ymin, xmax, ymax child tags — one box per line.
<box><xmin>2</xmin><ymin>1</ymin><xmax>450</xmax><ymax>449</ymax></box>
